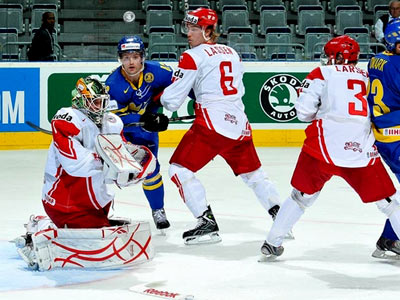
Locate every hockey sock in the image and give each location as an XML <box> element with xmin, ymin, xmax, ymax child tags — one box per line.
<box><xmin>267</xmin><ymin>196</ymin><xmax>304</xmax><ymax>247</ymax></box>
<box><xmin>142</xmin><ymin>173</ymin><xmax>164</xmax><ymax>210</ymax></box>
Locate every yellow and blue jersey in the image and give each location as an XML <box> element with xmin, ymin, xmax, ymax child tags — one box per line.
<box><xmin>105</xmin><ymin>60</ymin><xmax>173</xmax><ymax>154</ymax></box>
<box><xmin>367</xmin><ymin>51</ymin><xmax>400</xmax><ymax>143</ymax></box>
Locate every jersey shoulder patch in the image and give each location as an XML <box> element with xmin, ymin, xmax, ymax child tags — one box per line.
<box><xmin>306</xmin><ymin>67</ymin><xmax>324</xmax><ymax>81</ymax></box>
<box><xmin>178</xmin><ymin>52</ymin><xmax>197</xmax><ymax>70</ymax></box>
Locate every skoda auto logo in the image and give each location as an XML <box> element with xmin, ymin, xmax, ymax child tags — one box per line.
<box><xmin>259</xmin><ymin>74</ymin><xmax>301</xmax><ymax>122</ymax></box>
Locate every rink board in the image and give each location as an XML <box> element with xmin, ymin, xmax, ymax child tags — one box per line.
<box><xmin>0</xmin><ymin>61</ymin><xmax>368</xmax><ymax>149</ymax></box>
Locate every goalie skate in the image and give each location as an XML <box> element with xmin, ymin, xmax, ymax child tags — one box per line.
<box><xmin>371</xmin><ymin>236</ymin><xmax>400</xmax><ymax>260</ymax></box>
<box><xmin>183</xmin><ymin>206</ymin><xmax>221</xmax><ymax>245</ymax></box>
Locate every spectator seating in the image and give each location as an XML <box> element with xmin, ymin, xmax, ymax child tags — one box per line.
<box><xmin>328</xmin><ymin>0</ymin><xmax>359</xmax><ymax>12</ymax></box>
<box><xmin>144</xmin><ymin>10</ymin><xmax>174</xmax><ymax>35</ymax></box>
<box><xmin>291</xmin><ymin>0</ymin><xmax>321</xmax><ymax>12</ymax></box>
<box><xmin>0</xmin><ymin>4</ymin><xmax>24</xmax><ymax>34</ymax></box>
<box><xmin>265</xmin><ymin>27</ymin><xmax>296</xmax><ymax>60</ymax></box>
<box><xmin>254</xmin><ymin>0</ymin><xmax>284</xmax><ymax>12</ymax></box>
<box><xmin>148</xmin><ymin>33</ymin><xmax>178</xmax><ymax>60</ymax></box>
<box><xmin>142</xmin><ymin>0</ymin><xmax>172</xmax><ymax>11</ymax></box>
<box><xmin>304</xmin><ymin>26</ymin><xmax>332</xmax><ymax>59</ymax></box>
<box><xmin>0</xmin><ymin>28</ymin><xmax>19</xmax><ymax>60</ymax></box>
<box><xmin>216</xmin><ymin>0</ymin><xmax>247</xmax><ymax>12</ymax></box>
<box><xmin>334</xmin><ymin>5</ymin><xmax>364</xmax><ymax>35</ymax></box>
<box><xmin>221</xmin><ymin>9</ymin><xmax>253</xmax><ymax>35</ymax></box>
<box><xmin>296</xmin><ymin>5</ymin><xmax>326</xmax><ymax>36</ymax></box>
<box><xmin>258</xmin><ymin>5</ymin><xmax>287</xmax><ymax>36</ymax></box>
<box><xmin>227</xmin><ymin>32</ymin><xmax>257</xmax><ymax>60</ymax></box>
<box><xmin>179</xmin><ymin>0</ymin><xmax>209</xmax><ymax>11</ymax></box>
<box><xmin>365</xmin><ymin>0</ymin><xmax>388</xmax><ymax>12</ymax></box>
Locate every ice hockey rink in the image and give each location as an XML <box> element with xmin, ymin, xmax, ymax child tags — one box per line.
<box><xmin>1</xmin><ymin>147</ymin><xmax>400</xmax><ymax>300</ymax></box>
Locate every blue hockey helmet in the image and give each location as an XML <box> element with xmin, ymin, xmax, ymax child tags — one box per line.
<box><xmin>117</xmin><ymin>35</ymin><xmax>145</xmax><ymax>58</ymax></box>
<box><xmin>384</xmin><ymin>18</ymin><xmax>400</xmax><ymax>52</ymax></box>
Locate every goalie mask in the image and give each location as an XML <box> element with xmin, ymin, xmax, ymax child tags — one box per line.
<box><xmin>72</xmin><ymin>77</ymin><xmax>109</xmax><ymax>126</ymax></box>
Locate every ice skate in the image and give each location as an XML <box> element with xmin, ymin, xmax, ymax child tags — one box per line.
<box><xmin>183</xmin><ymin>206</ymin><xmax>221</xmax><ymax>245</ymax></box>
<box><xmin>372</xmin><ymin>236</ymin><xmax>400</xmax><ymax>260</ymax></box>
<box><xmin>13</xmin><ymin>233</ymin><xmax>39</xmax><ymax>270</ymax></box>
<box><xmin>258</xmin><ymin>240</ymin><xmax>284</xmax><ymax>262</ymax></box>
<box><xmin>152</xmin><ymin>208</ymin><xmax>170</xmax><ymax>235</ymax></box>
<box><xmin>268</xmin><ymin>205</ymin><xmax>294</xmax><ymax>240</ymax></box>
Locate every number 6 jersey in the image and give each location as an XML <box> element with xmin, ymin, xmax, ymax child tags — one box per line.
<box><xmin>296</xmin><ymin>65</ymin><xmax>379</xmax><ymax>167</ymax></box>
<box><xmin>161</xmin><ymin>43</ymin><xmax>251</xmax><ymax>140</ymax></box>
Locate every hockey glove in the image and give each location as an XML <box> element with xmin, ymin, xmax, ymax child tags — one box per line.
<box><xmin>140</xmin><ymin>113</ymin><xmax>169</xmax><ymax>132</ymax></box>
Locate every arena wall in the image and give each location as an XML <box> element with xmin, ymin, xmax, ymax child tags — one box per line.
<box><xmin>0</xmin><ymin>61</ymin><xmax>368</xmax><ymax>150</ymax></box>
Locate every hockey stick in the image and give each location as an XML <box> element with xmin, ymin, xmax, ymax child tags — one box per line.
<box><xmin>125</xmin><ymin>115</ymin><xmax>195</xmax><ymax>127</ymax></box>
<box><xmin>26</xmin><ymin>115</ymin><xmax>195</xmax><ymax>135</ymax></box>
<box><xmin>26</xmin><ymin>121</ymin><xmax>52</xmax><ymax>135</ymax></box>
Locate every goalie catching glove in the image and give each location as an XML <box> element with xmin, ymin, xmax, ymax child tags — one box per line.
<box><xmin>95</xmin><ymin>134</ymin><xmax>156</xmax><ymax>187</ymax></box>
<box><xmin>140</xmin><ymin>113</ymin><xmax>169</xmax><ymax>132</ymax></box>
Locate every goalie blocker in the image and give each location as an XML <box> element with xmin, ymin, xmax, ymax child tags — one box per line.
<box><xmin>15</xmin><ymin>215</ymin><xmax>154</xmax><ymax>271</ymax></box>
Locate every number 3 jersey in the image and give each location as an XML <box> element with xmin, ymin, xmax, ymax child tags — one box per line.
<box><xmin>367</xmin><ymin>51</ymin><xmax>400</xmax><ymax>144</ymax></box>
<box><xmin>160</xmin><ymin>43</ymin><xmax>251</xmax><ymax>140</ymax></box>
<box><xmin>297</xmin><ymin>65</ymin><xmax>379</xmax><ymax>168</ymax></box>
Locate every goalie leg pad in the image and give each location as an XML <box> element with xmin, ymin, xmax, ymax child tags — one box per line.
<box><xmin>240</xmin><ymin>167</ymin><xmax>280</xmax><ymax>211</ymax></box>
<box><xmin>169</xmin><ymin>163</ymin><xmax>207</xmax><ymax>218</ymax></box>
<box><xmin>29</xmin><ymin>221</ymin><xmax>154</xmax><ymax>271</ymax></box>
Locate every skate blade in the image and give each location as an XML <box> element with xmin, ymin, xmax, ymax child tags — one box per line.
<box><xmin>10</xmin><ymin>237</ymin><xmax>26</xmax><ymax>248</ymax></box>
<box><xmin>157</xmin><ymin>229</ymin><xmax>167</xmax><ymax>236</ymax></box>
<box><xmin>184</xmin><ymin>232</ymin><xmax>222</xmax><ymax>245</ymax></box>
<box><xmin>284</xmin><ymin>230</ymin><xmax>295</xmax><ymax>240</ymax></box>
<box><xmin>372</xmin><ymin>249</ymin><xmax>400</xmax><ymax>260</ymax></box>
<box><xmin>258</xmin><ymin>254</ymin><xmax>279</xmax><ymax>262</ymax></box>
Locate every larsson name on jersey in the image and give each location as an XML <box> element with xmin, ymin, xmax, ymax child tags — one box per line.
<box><xmin>259</xmin><ymin>74</ymin><xmax>301</xmax><ymax>122</ymax></box>
<box><xmin>334</xmin><ymin>65</ymin><xmax>368</xmax><ymax>77</ymax></box>
<box><xmin>204</xmin><ymin>45</ymin><xmax>234</xmax><ymax>57</ymax></box>
<box><xmin>53</xmin><ymin>112</ymin><xmax>73</xmax><ymax>122</ymax></box>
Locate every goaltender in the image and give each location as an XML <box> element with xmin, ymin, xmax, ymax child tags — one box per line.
<box><xmin>14</xmin><ymin>76</ymin><xmax>157</xmax><ymax>271</ymax></box>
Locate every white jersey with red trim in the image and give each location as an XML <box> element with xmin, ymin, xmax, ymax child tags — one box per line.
<box><xmin>160</xmin><ymin>43</ymin><xmax>251</xmax><ymax>140</ymax></box>
<box><xmin>42</xmin><ymin>107</ymin><xmax>124</xmax><ymax>212</ymax></box>
<box><xmin>297</xmin><ymin>64</ymin><xmax>379</xmax><ymax>167</ymax></box>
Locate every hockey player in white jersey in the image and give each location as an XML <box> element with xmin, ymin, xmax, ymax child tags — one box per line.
<box><xmin>160</xmin><ymin>8</ymin><xmax>282</xmax><ymax>245</ymax></box>
<box><xmin>14</xmin><ymin>77</ymin><xmax>157</xmax><ymax>270</ymax></box>
<box><xmin>260</xmin><ymin>35</ymin><xmax>400</xmax><ymax>260</ymax></box>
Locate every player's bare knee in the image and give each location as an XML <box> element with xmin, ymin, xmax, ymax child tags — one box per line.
<box><xmin>376</xmin><ymin>193</ymin><xmax>400</xmax><ymax>217</ymax></box>
<box><xmin>291</xmin><ymin>188</ymin><xmax>320</xmax><ymax>210</ymax></box>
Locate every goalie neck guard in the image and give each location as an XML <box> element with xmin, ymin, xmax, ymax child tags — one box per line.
<box><xmin>71</xmin><ymin>76</ymin><xmax>109</xmax><ymax>126</ymax></box>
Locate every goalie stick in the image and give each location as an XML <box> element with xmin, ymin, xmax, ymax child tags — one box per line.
<box><xmin>26</xmin><ymin>115</ymin><xmax>195</xmax><ymax>135</ymax></box>
<box><xmin>26</xmin><ymin>121</ymin><xmax>52</xmax><ymax>135</ymax></box>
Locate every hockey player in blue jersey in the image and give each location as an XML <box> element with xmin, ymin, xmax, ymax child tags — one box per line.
<box><xmin>367</xmin><ymin>19</ymin><xmax>400</xmax><ymax>259</ymax></box>
<box><xmin>106</xmin><ymin>36</ymin><xmax>172</xmax><ymax>231</ymax></box>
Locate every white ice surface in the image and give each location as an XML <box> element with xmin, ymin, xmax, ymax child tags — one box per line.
<box><xmin>1</xmin><ymin>147</ymin><xmax>400</xmax><ymax>300</ymax></box>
